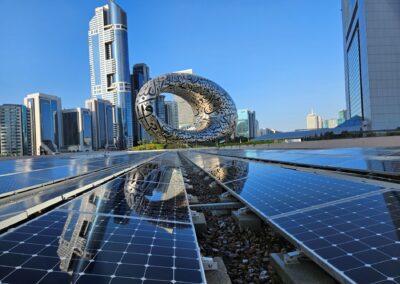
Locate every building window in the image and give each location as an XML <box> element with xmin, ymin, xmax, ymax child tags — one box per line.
<box><xmin>347</xmin><ymin>26</ymin><xmax>363</xmax><ymax>118</ymax></box>
<box><xmin>107</xmin><ymin>74</ymin><xmax>114</xmax><ymax>88</ymax></box>
<box><xmin>105</xmin><ymin>42</ymin><xmax>113</xmax><ymax>60</ymax></box>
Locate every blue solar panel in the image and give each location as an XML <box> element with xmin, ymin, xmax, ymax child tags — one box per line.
<box><xmin>273</xmin><ymin>191</ymin><xmax>400</xmax><ymax>283</ymax></box>
<box><xmin>184</xmin><ymin>152</ymin><xmax>399</xmax><ymax>283</ymax></box>
<box><xmin>186</xmin><ymin>152</ymin><xmax>384</xmax><ymax>216</ymax></box>
<box><xmin>202</xmin><ymin>147</ymin><xmax>400</xmax><ymax>176</ymax></box>
<box><xmin>0</xmin><ymin>153</ymin><xmax>205</xmax><ymax>284</ymax></box>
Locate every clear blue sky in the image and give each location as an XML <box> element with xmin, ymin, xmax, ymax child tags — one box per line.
<box><xmin>0</xmin><ymin>0</ymin><xmax>345</xmax><ymax>131</ymax></box>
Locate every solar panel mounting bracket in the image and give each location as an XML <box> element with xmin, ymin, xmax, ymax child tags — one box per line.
<box><xmin>202</xmin><ymin>256</ymin><xmax>219</xmax><ymax>270</ymax></box>
<box><xmin>283</xmin><ymin>250</ymin><xmax>304</xmax><ymax>264</ymax></box>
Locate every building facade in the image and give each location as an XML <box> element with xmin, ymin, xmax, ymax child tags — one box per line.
<box><xmin>342</xmin><ymin>0</ymin><xmax>400</xmax><ymax>130</ymax></box>
<box><xmin>89</xmin><ymin>0</ymin><xmax>133</xmax><ymax>149</ymax></box>
<box><xmin>236</xmin><ymin>109</ymin><xmax>257</xmax><ymax>139</ymax></box>
<box><xmin>24</xmin><ymin>93</ymin><xmax>62</xmax><ymax>155</ymax></box>
<box><xmin>174</xmin><ymin>69</ymin><xmax>195</xmax><ymax>130</ymax></box>
<box><xmin>131</xmin><ymin>63</ymin><xmax>151</xmax><ymax>144</ymax></box>
<box><xmin>0</xmin><ymin>104</ymin><xmax>31</xmax><ymax>156</ymax></box>
<box><xmin>165</xmin><ymin>101</ymin><xmax>179</xmax><ymax>129</ymax></box>
<box><xmin>338</xmin><ymin>109</ymin><xmax>347</xmax><ymax>125</ymax></box>
<box><xmin>306</xmin><ymin>110</ymin><xmax>323</xmax><ymax>129</ymax></box>
<box><xmin>62</xmin><ymin>108</ymin><xmax>92</xmax><ymax>152</ymax></box>
<box><xmin>85</xmin><ymin>98</ymin><xmax>114</xmax><ymax>150</ymax></box>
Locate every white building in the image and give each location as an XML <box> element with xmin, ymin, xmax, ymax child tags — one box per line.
<box><xmin>306</xmin><ymin>109</ymin><xmax>323</xmax><ymax>130</ymax></box>
<box><xmin>24</xmin><ymin>93</ymin><xmax>62</xmax><ymax>155</ymax></box>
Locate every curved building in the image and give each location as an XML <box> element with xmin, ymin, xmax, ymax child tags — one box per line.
<box><xmin>136</xmin><ymin>73</ymin><xmax>237</xmax><ymax>143</ymax></box>
<box><xmin>88</xmin><ymin>0</ymin><xmax>133</xmax><ymax>149</ymax></box>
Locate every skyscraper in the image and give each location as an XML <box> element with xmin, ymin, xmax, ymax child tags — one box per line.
<box><xmin>24</xmin><ymin>93</ymin><xmax>62</xmax><ymax>155</ymax></box>
<box><xmin>165</xmin><ymin>101</ymin><xmax>179</xmax><ymax>129</ymax></box>
<box><xmin>62</xmin><ymin>108</ymin><xmax>92</xmax><ymax>152</ymax></box>
<box><xmin>342</xmin><ymin>0</ymin><xmax>400</xmax><ymax>130</ymax></box>
<box><xmin>85</xmin><ymin>98</ymin><xmax>114</xmax><ymax>150</ymax></box>
<box><xmin>338</xmin><ymin>109</ymin><xmax>346</xmax><ymax>125</ymax></box>
<box><xmin>174</xmin><ymin>69</ymin><xmax>195</xmax><ymax>129</ymax></box>
<box><xmin>131</xmin><ymin>63</ymin><xmax>151</xmax><ymax>144</ymax></box>
<box><xmin>0</xmin><ymin>104</ymin><xmax>31</xmax><ymax>156</ymax></box>
<box><xmin>236</xmin><ymin>109</ymin><xmax>257</xmax><ymax>139</ymax></box>
<box><xmin>89</xmin><ymin>0</ymin><xmax>133</xmax><ymax>149</ymax></box>
<box><xmin>306</xmin><ymin>109</ymin><xmax>323</xmax><ymax>129</ymax></box>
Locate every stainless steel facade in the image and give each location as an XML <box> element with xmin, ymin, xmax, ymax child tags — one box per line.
<box><xmin>342</xmin><ymin>0</ymin><xmax>400</xmax><ymax>130</ymax></box>
<box><xmin>136</xmin><ymin>73</ymin><xmax>237</xmax><ymax>143</ymax></box>
<box><xmin>89</xmin><ymin>0</ymin><xmax>133</xmax><ymax>149</ymax></box>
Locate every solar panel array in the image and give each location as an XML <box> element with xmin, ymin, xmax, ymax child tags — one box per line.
<box><xmin>0</xmin><ymin>152</ymin><xmax>158</xmax><ymax>195</ymax></box>
<box><xmin>184</xmin><ymin>152</ymin><xmax>400</xmax><ymax>283</ymax></box>
<box><xmin>0</xmin><ymin>153</ymin><xmax>205</xmax><ymax>284</ymax></box>
<box><xmin>201</xmin><ymin>147</ymin><xmax>400</xmax><ymax>176</ymax></box>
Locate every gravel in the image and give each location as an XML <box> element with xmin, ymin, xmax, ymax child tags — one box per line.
<box><xmin>179</xmin><ymin>155</ymin><xmax>295</xmax><ymax>283</ymax></box>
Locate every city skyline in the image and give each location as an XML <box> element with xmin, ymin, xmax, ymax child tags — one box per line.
<box><xmin>0</xmin><ymin>0</ymin><xmax>346</xmax><ymax>131</ymax></box>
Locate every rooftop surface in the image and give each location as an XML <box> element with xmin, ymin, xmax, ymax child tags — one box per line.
<box><xmin>0</xmin><ymin>148</ymin><xmax>399</xmax><ymax>283</ymax></box>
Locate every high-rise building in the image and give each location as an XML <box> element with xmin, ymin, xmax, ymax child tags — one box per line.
<box><xmin>62</xmin><ymin>108</ymin><xmax>92</xmax><ymax>152</ymax></box>
<box><xmin>174</xmin><ymin>69</ymin><xmax>195</xmax><ymax>129</ymax></box>
<box><xmin>342</xmin><ymin>0</ymin><xmax>400</xmax><ymax>130</ymax></box>
<box><xmin>24</xmin><ymin>93</ymin><xmax>62</xmax><ymax>155</ymax></box>
<box><xmin>306</xmin><ymin>109</ymin><xmax>323</xmax><ymax>129</ymax></box>
<box><xmin>338</xmin><ymin>109</ymin><xmax>346</xmax><ymax>125</ymax></box>
<box><xmin>89</xmin><ymin>0</ymin><xmax>133</xmax><ymax>149</ymax></box>
<box><xmin>85</xmin><ymin>98</ymin><xmax>114</xmax><ymax>150</ymax></box>
<box><xmin>165</xmin><ymin>101</ymin><xmax>179</xmax><ymax>129</ymax></box>
<box><xmin>236</xmin><ymin>109</ymin><xmax>257</xmax><ymax>139</ymax></box>
<box><xmin>0</xmin><ymin>104</ymin><xmax>31</xmax><ymax>156</ymax></box>
<box><xmin>131</xmin><ymin>63</ymin><xmax>151</xmax><ymax>145</ymax></box>
<box><xmin>156</xmin><ymin>95</ymin><xmax>167</xmax><ymax>124</ymax></box>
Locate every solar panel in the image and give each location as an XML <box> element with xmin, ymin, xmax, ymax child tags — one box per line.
<box><xmin>0</xmin><ymin>152</ymin><xmax>159</xmax><ymax>195</ymax></box>
<box><xmin>184</xmin><ymin>152</ymin><xmax>400</xmax><ymax>283</ymax></box>
<box><xmin>273</xmin><ymin>191</ymin><xmax>400</xmax><ymax>283</ymax></box>
<box><xmin>201</xmin><ymin>147</ymin><xmax>400</xmax><ymax>176</ymax></box>
<box><xmin>185</xmin><ymin>152</ymin><xmax>385</xmax><ymax>216</ymax></box>
<box><xmin>0</xmin><ymin>153</ymin><xmax>205</xmax><ymax>284</ymax></box>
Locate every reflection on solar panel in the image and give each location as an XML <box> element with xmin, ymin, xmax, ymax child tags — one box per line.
<box><xmin>184</xmin><ymin>152</ymin><xmax>400</xmax><ymax>283</ymax></box>
<box><xmin>0</xmin><ymin>152</ymin><xmax>158</xmax><ymax>195</ymax></box>
<box><xmin>201</xmin><ymin>147</ymin><xmax>400</xmax><ymax>176</ymax></box>
<box><xmin>0</xmin><ymin>153</ymin><xmax>205</xmax><ymax>284</ymax></box>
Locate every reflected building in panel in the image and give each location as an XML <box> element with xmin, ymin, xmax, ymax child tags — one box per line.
<box><xmin>89</xmin><ymin>0</ymin><xmax>133</xmax><ymax>149</ymax></box>
<box><xmin>62</xmin><ymin>108</ymin><xmax>92</xmax><ymax>152</ymax></box>
<box><xmin>85</xmin><ymin>98</ymin><xmax>114</xmax><ymax>150</ymax></box>
<box><xmin>24</xmin><ymin>93</ymin><xmax>62</xmax><ymax>156</ymax></box>
<box><xmin>0</xmin><ymin>104</ymin><xmax>31</xmax><ymax>156</ymax></box>
<box><xmin>342</xmin><ymin>0</ymin><xmax>400</xmax><ymax>130</ymax></box>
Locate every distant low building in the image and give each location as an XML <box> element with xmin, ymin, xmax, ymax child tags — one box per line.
<box><xmin>62</xmin><ymin>108</ymin><xmax>92</xmax><ymax>152</ymax></box>
<box><xmin>0</xmin><ymin>104</ymin><xmax>31</xmax><ymax>156</ymax></box>
<box><xmin>323</xmin><ymin>119</ymin><xmax>338</xmax><ymax>129</ymax></box>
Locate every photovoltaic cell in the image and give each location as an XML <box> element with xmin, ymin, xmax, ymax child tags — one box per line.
<box><xmin>184</xmin><ymin>152</ymin><xmax>400</xmax><ymax>283</ymax></box>
<box><xmin>0</xmin><ymin>210</ymin><xmax>203</xmax><ymax>284</ymax></box>
<box><xmin>201</xmin><ymin>147</ymin><xmax>400</xmax><ymax>176</ymax></box>
<box><xmin>273</xmin><ymin>191</ymin><xmax>400</xmax><ymax>283</ymax></box>
<box><xmin>0</xmin><ymin>152</ymin><xmax>205</xmax><ymax>284</ymax></box>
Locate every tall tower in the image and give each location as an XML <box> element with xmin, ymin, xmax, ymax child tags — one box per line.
<box><xmin>88</xmin><ymin>0</ymin><xmax>133</xmax><ymax>149</ymax></box>
<box><xmin>342</xmin><ymin>0</ymin><xmax>400</xmax><ymax>130</ymax></box>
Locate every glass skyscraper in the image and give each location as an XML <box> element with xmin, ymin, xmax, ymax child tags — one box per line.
<box><xmin>342</xmin><ymin>0</ymin><xmax>400</xmax><ymax>130</ymax></box>
<box><xmin>89</xmin><ymin>0</ymin><xmax>133</xmax><ymax>149</ymax></box>
<box><xmin>24</xmin><ymin>93</ymin><xmax>62</xmax><ymax>155</ymax></box>
<box><xmin>62</xmin><ymin>108</ymin><xmax>92</xmax><ymax>152</ymax></box>
<box><xmin>236</xmin><ymin>109</ymin><xmax>257</xmax><ymax>139</ymax></box>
